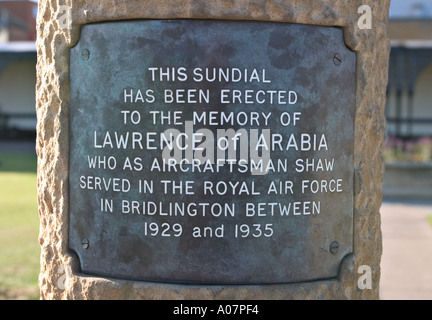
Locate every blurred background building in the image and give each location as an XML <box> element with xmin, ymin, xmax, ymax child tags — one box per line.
<box><xmin>387</xmin><ymin>0</ymin><xmax>432</xmax><ymax>139</ymax></box>
<box><xmin>383</xmin><ymin>0</ymin><xmax>432</xmax><ymax>200</ymax></box>
<box><xmin>0</xmin><ymin>0</ymin><xmax>37</xmax><ymax>139</ymax></box>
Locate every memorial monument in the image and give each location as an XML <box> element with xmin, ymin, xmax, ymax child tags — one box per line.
<box><xmin>36</xmin><ymin>0</ymin><xmax>390</xmax><ymax>299</ymax></box>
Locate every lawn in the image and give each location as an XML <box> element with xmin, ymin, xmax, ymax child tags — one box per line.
<box><xmin>0</xmin><ymin>151</ymin><xmax>40</xmax><ymax>300</ymax></box>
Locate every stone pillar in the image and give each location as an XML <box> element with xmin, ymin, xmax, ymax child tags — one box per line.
<box><xmin>36</xmin><ymin>0</ymin><xmax>390</xmax><ymax>299</ymax></box>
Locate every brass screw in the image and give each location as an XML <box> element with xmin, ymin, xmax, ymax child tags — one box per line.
<box><xmin>82</xmin><ymin>49</ymin><xmax>90</xmax><ymax>61</ymax></box>
<box><xmin>81</xmin><ymin>238</ymin><xmax>89</xmax><ymax>249</ymax></box>
<box><xmin>329</xmin><ymin>241</ymin><xmax>339</xmax><ymax>254</ymax></box>
<box><xmin>333</xmin><ymin>53</ymin><xmax>342</xmax><ymax>66</ymax></box>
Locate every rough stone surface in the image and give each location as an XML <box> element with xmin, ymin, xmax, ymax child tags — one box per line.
<box><xmin>36</xmin><ymin>0</ymin><xmax>390</xmax><ymax>299</ymax></box>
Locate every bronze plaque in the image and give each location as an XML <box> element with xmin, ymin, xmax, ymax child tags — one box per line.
<box><xmin>69</xmin><ymin>20</ymin><xmax>356</xmax><ymax>284</ymax></box>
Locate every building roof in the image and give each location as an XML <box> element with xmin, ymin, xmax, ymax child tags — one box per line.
<box><xmin>391</xmin><ymin>39</ymin><xmax>432</xmax><ymax>49</ymax></box>
<box><xmin>0</xmin><ymin>40</ymin><xmax>35</xmax><ymax>52</ymax></box>
<box><xmin>389</xmin><ymin>19</ymin><xmax>432</xmax><ymax>42</ymax></box>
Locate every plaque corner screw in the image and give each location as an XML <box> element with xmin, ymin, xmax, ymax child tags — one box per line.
<box><xmin>81</xmin><ymin>238</ymin><xmax>89</xmax><ymax>249</ymax></box>
<box><xmin>329</xmin><ymin>241</ymin><xmax>339</xmax><ymax>254</ymax></box>
<box><xmin>333</xmin><ymin>53</ymin><xmax>342</xmax><ymax>66</ymax></box>
<box><xmin>82</xmin><ymin>49</ymin><xmax>90</xmax><ymax>61</ymax></box>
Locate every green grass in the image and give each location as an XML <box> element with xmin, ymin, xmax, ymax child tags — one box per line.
<box><xmin>428</xmin><ymin>216</ymin><xmax>432</xmax><ymax>229</ymax></box>
<box><xmin>0</xmin><ymin>151</ymin><xmax>39</xmax><ymax>300</ymax></box>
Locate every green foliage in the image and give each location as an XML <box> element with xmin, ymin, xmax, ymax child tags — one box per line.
<box><xmin>0</xmin><ymin>152</ymin><xmax>37</xmax><ymax>173</ymax></box>
<box><xmin>428</xmin><ymin>216</ymin><xmax>432</xmax><ymax>229</ymax></box>
<box><xmin>0</xmin><ymin>152</ymin><xmax>39</xmax><ymax>300</ymax></box>
<box><xmin>383</xmin><ymin>136</ymin><xmax>432</xmax><ymax>163</ymax></box>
